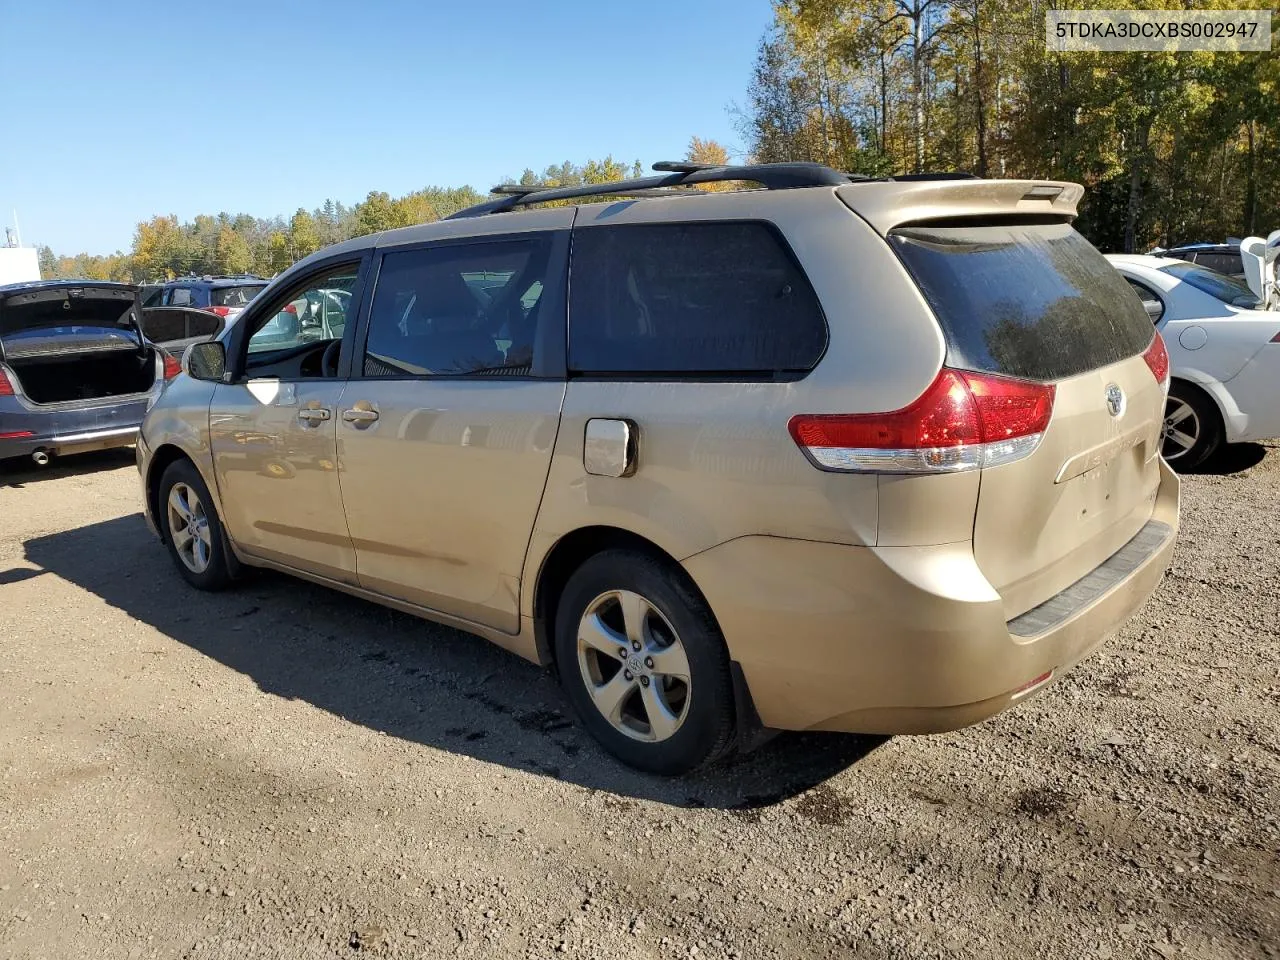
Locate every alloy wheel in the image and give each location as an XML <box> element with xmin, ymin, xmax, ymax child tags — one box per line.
<box><xmin>1161</xmin><ymin>396</ymin><xmax>1200</xmax><ymax>461</ymax></box>
<box><xmin>576</xmin><ymin>589</ymin><xmax>692</xmax><ymax>742</ymax></box>
<box><xmin>166</xmin><ymin>482</ymin><xmax>212</xmax><ymax>573</ymax></box>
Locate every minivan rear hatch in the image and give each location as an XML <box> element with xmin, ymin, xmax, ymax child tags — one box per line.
<box><xmin>889</xmin><ymin>219</ymin><xmax>1167</xmax><ymax>618</ymax></box>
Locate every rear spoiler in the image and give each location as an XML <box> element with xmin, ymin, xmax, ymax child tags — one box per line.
<box><xmin>837</xmin><ymin>179</ymin><xmax>1084</xmax><ymax>236</ymax></box>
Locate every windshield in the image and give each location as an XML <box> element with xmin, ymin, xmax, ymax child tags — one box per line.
<box><xmin>211</xmin><ymin>284</ymin><xmax>267</xmax><ymax>308</ymax></box>
<box><xmin>1159</xmin><ymin>261</ymin><xmax>1258</xmax><ymax>307</ymax></box>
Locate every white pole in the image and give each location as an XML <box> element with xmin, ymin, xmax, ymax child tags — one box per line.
<box><xmin>11</xmin><ymin>210</ymin><xmax>21</xmax><ymax>248</ymax></box>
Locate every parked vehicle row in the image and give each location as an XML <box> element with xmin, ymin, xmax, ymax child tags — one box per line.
<box><xmin>137</xmin><ymin>161</ymin><xmax>1180</xmax><ymax>774</ymax></box>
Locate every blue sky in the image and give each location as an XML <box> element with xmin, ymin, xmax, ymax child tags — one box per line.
<box><xmin>0</xmin><ymin>0</ymin><xmax>772</xmax><ymax>254</ymax></box>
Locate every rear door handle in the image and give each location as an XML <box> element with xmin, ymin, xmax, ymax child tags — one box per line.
<box><xmin>297</xmin><ymin>408</ymin><xmax>331</xmax><ymax>423</ymax></box>
<box><xmin>341</xmin><ymin>407</ymin><xmax>379</xmax><ymax>423</ymax></box>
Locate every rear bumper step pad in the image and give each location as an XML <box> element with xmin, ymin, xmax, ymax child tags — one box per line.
<box><xmin>1007</xmin><ymin>520</ymin><xmax>1173</xmax><ymax>638</ymax></box>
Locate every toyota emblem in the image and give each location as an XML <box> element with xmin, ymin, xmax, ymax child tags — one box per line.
<box><xmin>1105</xmin><ymin>383</ymin><xmax>1125</xmax><ymax>418</ymax></box>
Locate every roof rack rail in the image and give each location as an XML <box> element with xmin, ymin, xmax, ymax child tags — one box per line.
<box><xmin>446</xmin><ymin>161</ymin><xmax>858</xmax><ymax>219</ymax></box>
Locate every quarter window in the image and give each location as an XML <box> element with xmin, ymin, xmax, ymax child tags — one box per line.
<box><xmin>167</xmin><ymin>287</ymin><xmax>193</xmax><ymax>306</ymax></box>
<box><xmin>567</xmin><ymin>222</ymin><xmax>827</xmax><ymax>377</ymax></box>
<box><xmin>362</xmin><ymin>238</ymin><xmax>551</xmax><ymax>377</ymax></box>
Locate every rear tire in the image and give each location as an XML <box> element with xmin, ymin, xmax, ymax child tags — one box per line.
<box><xmin>159</xmin><ymin>459</ymin><xmax>234</xmax><ymax>590</ymax></box>
<box><xmin>553</xmin><ymin>549</ymin><xmax>735</xmax><ymax>775</ymax></box>
<box><xmin>1162</xmin><ymin>381</ymin><xmax>1222</xmax><ymax>471</ymax></box>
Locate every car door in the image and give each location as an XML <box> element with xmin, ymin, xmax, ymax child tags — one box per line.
<box><xmin>207</xmin><ymin>257</ymin><xmax>367</xmax><ymax>584</ymax></box>
<box><xmin>338</xmin><ymin>229</ymin><xmax>570</xmax><ymax>633</ymax></box>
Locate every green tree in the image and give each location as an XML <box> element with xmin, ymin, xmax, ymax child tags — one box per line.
<box><xmin>289</xmin><ymin>208</ymin><xmax>322</xmax><ymax>260</ymax></box>
<box><xmin>353</xmin><ymin>191</ymin><xmax>402</xmax><ymax>236</ymax></box>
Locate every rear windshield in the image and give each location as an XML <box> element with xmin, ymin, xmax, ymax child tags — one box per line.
<box><xmin>889</xmin><ymin>221</ymin><xmax>1154</xmax><ymax>382</ymax></box>
<box><xmin>211</xmin><ymin>284</ymin><xmax>266</xmax><ymax>307</ymax></box>
<box><xmin>1159</xmin><ymin>261</ymin><xmax>1258</xmax><ymax>307</ymax></box>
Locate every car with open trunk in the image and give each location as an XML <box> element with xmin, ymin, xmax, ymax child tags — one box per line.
<box><xmin>0</xmin><ymin>280</ymin><xmax>179</xmax><ymax>465</ymax></box>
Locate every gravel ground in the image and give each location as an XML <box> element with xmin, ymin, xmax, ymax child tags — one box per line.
<box><xmin>1</xmin><ymin>443</ymin><xmax>1278</xmax><ymax>960</ymax></box>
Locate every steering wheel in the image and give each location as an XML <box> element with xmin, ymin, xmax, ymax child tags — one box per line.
<box><xmin>320</xmin><ymin>339</ymin><xmax>342</xmax><ymax>378</ymax></box>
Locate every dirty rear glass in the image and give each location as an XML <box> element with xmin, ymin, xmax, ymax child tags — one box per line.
<box><xmin>890</xmin><ymin>221</ymin><xmax>1154</xmax><ymax>382</ymax></box>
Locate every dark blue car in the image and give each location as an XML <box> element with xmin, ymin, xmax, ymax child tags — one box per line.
<box><xmin>0</xmin><ymin>280</ymin><xmax>178</xmax><ymax>466</ymax></box>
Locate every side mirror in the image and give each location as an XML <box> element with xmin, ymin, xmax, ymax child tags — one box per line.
<box><xmin>184</xmin><ymin>341</ymin><xmax>227</xmax><ymax>382</ymax></box>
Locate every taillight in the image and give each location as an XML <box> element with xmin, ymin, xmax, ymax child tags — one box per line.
<box><xmin>203</xmin><ymin>306</ymin><xmax>232</xmax><ymax>318</ymax></box>
<box><xmin>162</xmin><ymin>353</ymin><xmax>182</xmax><ymax>380</ymax></box>
<box><xmin>1270</xmin><ymin>330</ymin><xmax>1280</xmax><ymax>343</ymax></box>
<box><xmin>0</xmin><ymin>368</ymin><xmax>13</xmax><ymax>397</ymax></box>
<box><xmin>788</xmin><ymin>368</ymin><xmax>1055</xmax><ymax>474</ymax></box>
<box><xmin>1142</xmin><ymin>332</ymin><xmax>1170</xmax><ymax>385</ymax></box>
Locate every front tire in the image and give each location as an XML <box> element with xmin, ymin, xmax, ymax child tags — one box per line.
<box><xmin>554</xmin><ymin>549</ymin><xmax>735</xmax><ymax>775</ymax></box>
<box><xmin>1162</xmin><ymin>381</ymin><xmax>1222</xmax><ymax>470</ymax></box>
<box><xmin>159</xmin><ymin>459</ymin><xmax>233</xmax><ymax>590</ymax></box>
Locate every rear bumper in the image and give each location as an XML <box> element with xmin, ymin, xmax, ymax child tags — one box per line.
<box><xmin>682</xmin><ymin>458</ymin><xmax>1179</xmax><ymax>734</ymax></box>
<box><xmin>0</xmin><ymin>394</ymin><xmax>150</xmax><ymax>462</ymax></box>
<box><xmin>0</xmin><ymin>425</ymin><xmax>139</xmax><ymax>460</ymax></box>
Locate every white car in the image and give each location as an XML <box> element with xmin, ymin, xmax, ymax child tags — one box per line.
<box><xmin>1107</xmin><ymin>253</ymin><xmax>1280</xmax><ymax>468</ymax></box>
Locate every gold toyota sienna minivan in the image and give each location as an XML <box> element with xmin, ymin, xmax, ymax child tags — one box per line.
<box><xmin>138</xmin><ymin>162</ymin><xmax>1179</xmax><ymax>774</ymax></box>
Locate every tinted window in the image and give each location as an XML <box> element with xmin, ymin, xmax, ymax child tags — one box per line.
<box><xmin>890</xmin><ymin>221</ymin><xmax>1154</xmax><ymax>381</ymax></box>
<box><xmin>212</xmin><ymin>284</ymin><xmax>266</xmax><ymax>307</ymax></box>
<box><xmin>363</xmin><ymin>238</ymin><xmax>551</xmax><ymax>377</ymax></box>
<box><xmin>1193</xmin><ymin>253</ymin><xmax>1242</xmax><ymax>276</ymax></box>
<box><xmin>139</xmin><ymin>309</ymin><xmax>189</xmax><ymax>343</ymax></box>
<box><xmin>167</xmin><ymin>287</ymin><xmax>193</xmax><ymax>306</ymax></box>
<box><xmin>248</xmin><ymin>265</ymin><xmax>357</xmax><ymax>356</ymax></box>
<box><xmin>568</xmin><ymin>222</ymin><xmax>826</xmax><ymax>376</ymax></box>
<box><xmin>186</xmin><ymin>311</ymin><xmax>224</xmax><ymax>339</ymax></box>
<box><xmin>1159</xmin><ymin>261</ymin><xmax>1258</xmax><ymax>307</ymax></box>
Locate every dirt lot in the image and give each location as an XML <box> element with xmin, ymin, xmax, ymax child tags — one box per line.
<box><xmin>1</xmin><ymin>444</ymin><xmax>1278</xmax><ymax>960</ymax></box>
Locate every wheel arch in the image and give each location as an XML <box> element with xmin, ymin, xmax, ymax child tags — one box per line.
<box><xmin>146</xmin><ymin>444</ymin><xmax>195</xmax><ymax>543</ymax></box>
<box><xmin>531</xmin><ymin>525</ymin><xmax>686</xmax><ymax>667</ymax></box>
<box><xmin>1169</xmin><ymin>372</ymin><xmax>1238</xmax><ymax>440</ymax></box>
<box><xmin>146</xmin><ymin>443</ymin><xmax>223</xmax><ymax>544</ymax></box>
<box><xmin>530</xmin><ymin>524</ymin><xmax>766</xmax><ymax>752</ymax></box>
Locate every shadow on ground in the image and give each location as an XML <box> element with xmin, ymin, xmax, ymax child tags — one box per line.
<box><xmin>1192</xmin><ymin>441</ymin><xmax>1270</xmax><ymax>476</ymax></box>
<box><xmin>0</xmin><ymin>447</ymin><xmax>137</xmax><ymax>487</ymax></box>
<box><xmin>23</xmin><ymin>513</ymin><xmax>884</xmax><ymax>809</ymax></box>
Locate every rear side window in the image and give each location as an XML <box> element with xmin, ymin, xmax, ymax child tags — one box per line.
<box><xmin>568</xmin><ymin>222</ymin><xmax>827</xmax><ymax>377</ymax></box>
<box><xmin>890</xmin><ymin>221</ymin><xmax>1154</xmax><ymax>382</ymax></box>
<box><xmin>167</xmin><ymin>287</ymin><xmax>193</xmax><ymax>306</ymax></box>
<box><xmin>139</xmin><ymin>310</ymin><xmax>188</xmax><ymax>343</ymax></box>
<box><xmin>212</xmin><ymin>284</ymin><xmax>266</xmax><ymax>307</ymax></box>
<box><xmin>1192</xmin><ymin>253</ymin><xmax>1242</xmax><ymax>276</ymax></box>
<box><xmin>186</xmin><ymin>312</ymin><xmax>224</xmax><ymax>338</ymax></box>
